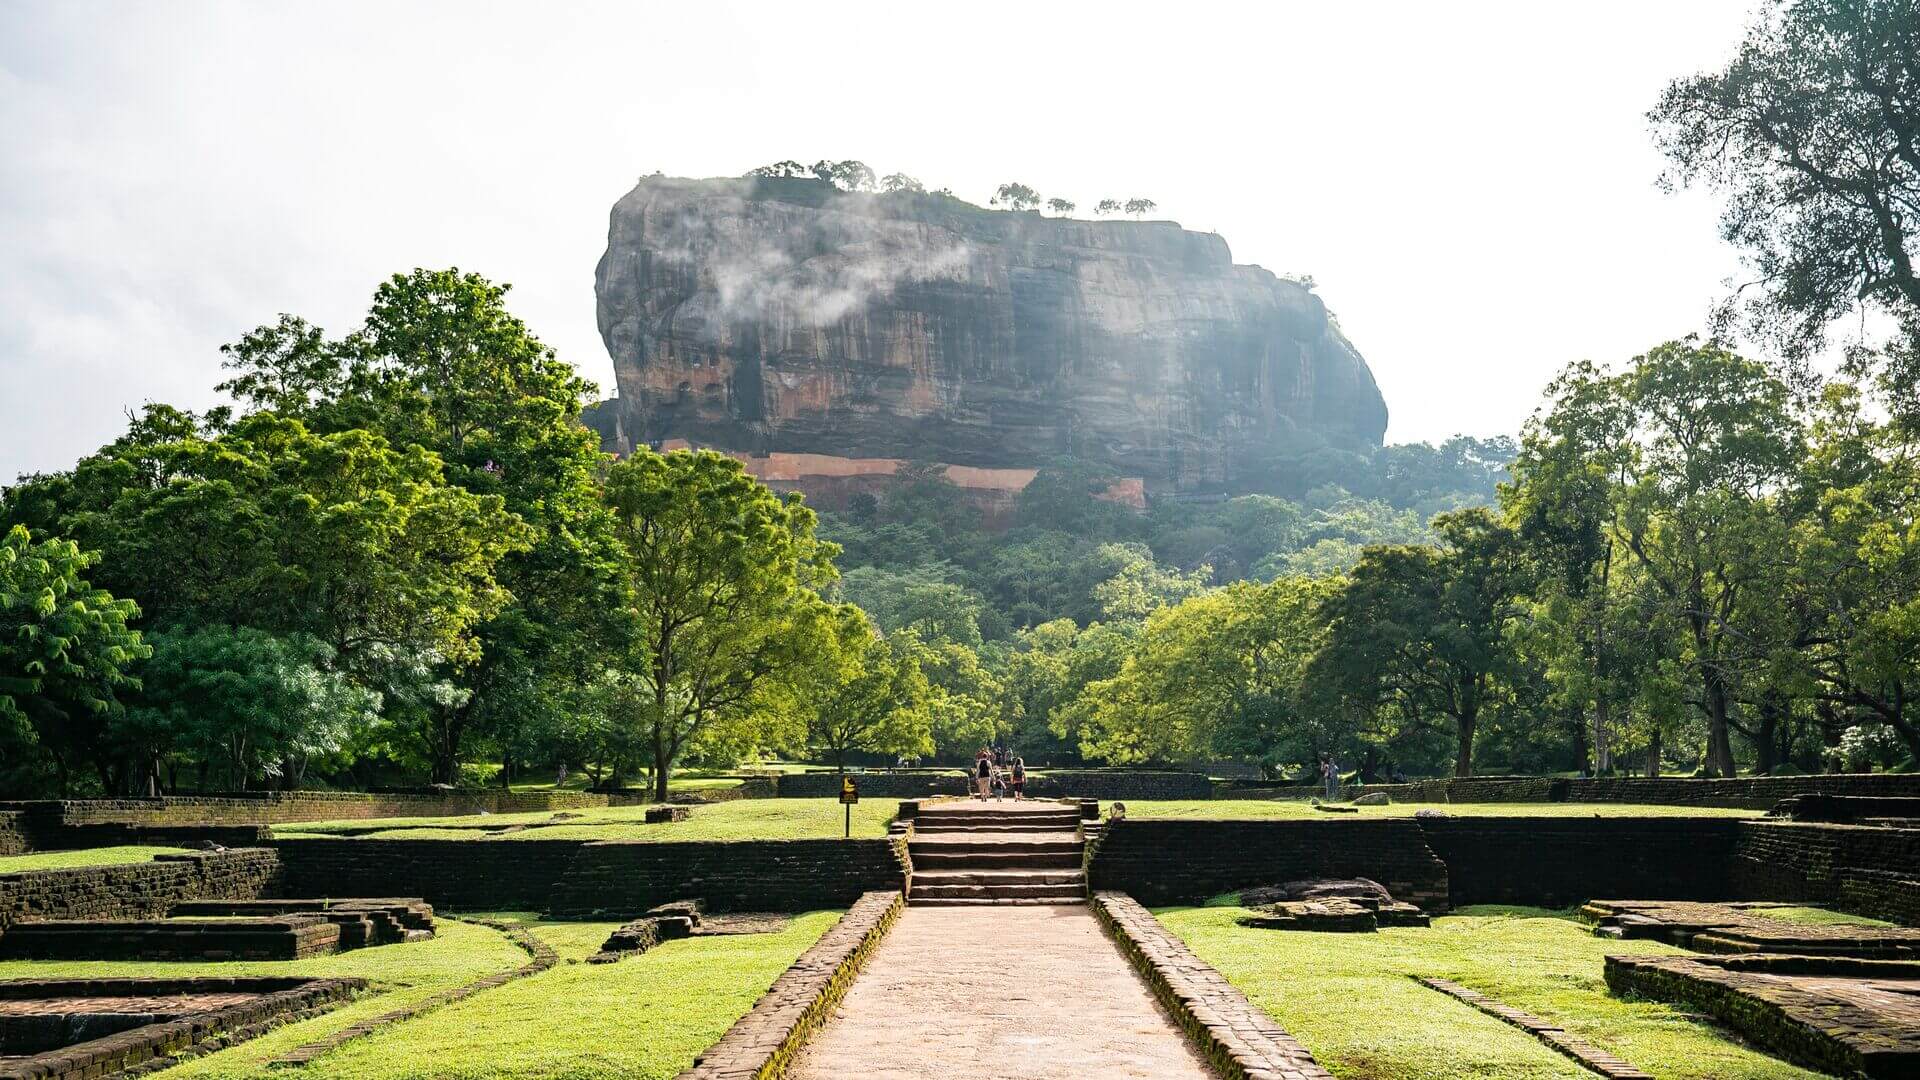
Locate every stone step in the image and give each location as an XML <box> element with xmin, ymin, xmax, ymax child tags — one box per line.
<box><xmin>912</xmin><ymin>868</ymin><xmax>1087</xmax><ymax>886</ymax></box>
<box><xmin>908</xmin><ymin>850</ymin><xmax>1085</xmax><ymax>870</ymax></box>
<box><xmin>909</xmin><ymin>836</ymin><xmax>1083</xmax><ymax>856</ymax></box>
<box><xmin>909</xmin><ymin>881</ymin><xmax>1089</xmax><ymax>900</ymax></box>
<box><xmin>916</xmin><ymin>809</ymin><xmax>1080</xmax><ymax>822</ymax></box>
<box><xmin>908</xmin><ymin>822</ymin><xmax>1077</xmax><ymax>833</ymax></box>
<box><xmin>906</xmin><ymin>896</ymin><xmax>1088</xmax><ymax>906</ymax></box>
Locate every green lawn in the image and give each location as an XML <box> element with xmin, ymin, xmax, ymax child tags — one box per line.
<box><xmin>1122</xmin><ymin>800</ymin><xmax>1762</xmax><ymax>819</ymax></box>
<box><xmin>0</xmin><ymin>846</ymin><xmax>190</xmax><ymax>873</ymax></box>
<box><xmin>1158</xmin><ymin>904</ymin><xmax>1822</xmax><ymax>1080</ymax></box>
<box><xmin>0</xmin><ymin>911</ymin><xmax>835</xmax><ymax>1080</ymax></box>
<box><xmin>277</xmin><ymin>799</ymin><xmax>899</xmax><ymax>842</ymax></box>
<box><xmin>0</xmin><ymin>918</ymin><xmax>527</xmax><ymax>1075</ymax></box>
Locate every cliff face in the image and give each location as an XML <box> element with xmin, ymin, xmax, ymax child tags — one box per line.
<box><xmin>593</xmin><ymin>176</ymin><xmax>1387</xmax><ymax>491</ymax></box>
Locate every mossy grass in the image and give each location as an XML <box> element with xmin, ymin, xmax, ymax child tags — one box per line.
<box><xmin>0</xmin><ymin>845</ymin><xmax>190</xmax><ymax>872</ymax></box>
<box><xmin>277</xmin><ymin>798</ymin><xmax>900</xmax><ymax>841</ymax></box>
<box><xmin>1123</xmin><ymin>800</ymin><xmax>1762</xmax><ymax>819</ymax></box>
<box><xmin>1739</xmin><ymin>903</ymin><xmax>1895</xmax><ymax>927</ymax></box>
<box><xmin>1158</xmin><ymin>904</ymin><xmax>1823</xmax><ymax>1079</ymax></box>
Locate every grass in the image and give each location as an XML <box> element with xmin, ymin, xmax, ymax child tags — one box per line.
<box><xmin>0</xmin><ymin>918</ymin><xmax>528</xmax><ymax>1075</ymax></box>
<box><xmin>1121</xmin><ymin>800</ymin><xmax>1763</xmax><ymax>819</ymax></box>
<box><xmin>0</xmin><ymin>910</ymin><xmax>837</xmax><ymax>1080</ymax></box>
<box><xmin>225</xmin><ymin>912</ymin><xmax>833</xmax><ymax>1080</ymax></box>
<box><xmin>1741</xmin><ymin>903</ymin><xmax>1895</xmax><ymax>927</ymax></box>
<box><xmin>1158</xmin><ymin>904</ymin><xmax>1824</xmax><ymax>1080</ymax></box>
<box><xmin>276</xmin><ymin>799</ymin><xmax>900</xmax><ymax>841</ymax></box>
<box><xmin>0</xmin><ymin>846</ymin><xmax>189</xmax><ymax>873</ymax></box>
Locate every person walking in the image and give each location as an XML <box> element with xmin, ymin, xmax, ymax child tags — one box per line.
<box><xmin>1323</xmin><ymin>754</ymin><xmax>1340</xmax><ymax>800</ymax></box>
<box><xmin>1011</xmin><ymin>756</ymin><xmax>1026</xmax><ymax>800</ymax></box>
<box><xmin>974</xmin><ymin>749</ymin><xmax>992</xmax><ymax>800</ymax></box>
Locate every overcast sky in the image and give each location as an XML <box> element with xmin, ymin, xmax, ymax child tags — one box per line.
<box><xmin>0</xmin><ymin>0</ymin><xmax>1761</xmax><ymax>482</ymax></box>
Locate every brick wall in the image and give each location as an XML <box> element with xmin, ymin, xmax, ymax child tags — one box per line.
<box><xmin>1335</xmin><ymin>773</ymin><xmax>1920</xmax><ymax>810</ymax></box>
<box><xmin>1415</xmin><ymin>817</ymin><xmax>1740</xmax><ymax>908</ymax></box>
<box><xmin>272</xmin><ymin>839</ymin><xmax>586</xmax><ymax>910</ymax></box>
<box><xmin>272</xmin><ymin>837</ymin><xmax>906</xmax><ymax>915</ymax></box>
<box><xmin>1085</xmin><ymin>819</ymin><xmax>1451</xmax><ymax>910</ymax></box>
<box><xmin>778</xmin><ymin>770</ymin><xmax>1213</xmax><ymax>800</ymax></box>
<box><xmin>0</xmin><ymin>849</ymin><xmax>280</xmax><ymax>932</ymax></box>
<box><xmin>0</xmin><ymin>790</ymin><xmax>612</xmax><ymax>830</ymax></box>
<box><xmin>548</xmin><ymin>839</ymin><xmax>904</xmax><ymax>917</ymax></box>
<box><xmin>1730</xmin><ymin>820</ymin><xmax>1920</xmax><ymax>926</ymax></box>
<box><xmin>0</xmin><ymin>813</ymin><xmax>26</xmax><ymax>857</ymax></box>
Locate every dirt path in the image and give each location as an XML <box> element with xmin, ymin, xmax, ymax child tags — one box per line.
<box><xmin>787</xmin><ymin>904</ymin><xmax>1216</xmax><ymax>1080</ymax></box>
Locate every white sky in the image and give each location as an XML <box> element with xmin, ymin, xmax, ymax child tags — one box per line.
<box><xmin>0</xmin><ymin>0</ymin><xmax>1761</xmax><ymax>482</ymax></box>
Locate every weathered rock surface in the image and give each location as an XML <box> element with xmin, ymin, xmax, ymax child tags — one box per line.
<box><xmin>592</xmin><ymin>176</ymin><xmax>1388</xmax><ymax>492</ymax></box>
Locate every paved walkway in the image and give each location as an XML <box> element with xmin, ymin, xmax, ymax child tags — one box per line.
<box><xmin>788</xmin><ymin>904</ymin><xmax>1215</xmax><ymax>1080</ymax></box>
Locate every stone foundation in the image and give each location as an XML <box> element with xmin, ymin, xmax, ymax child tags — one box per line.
<box><xmin>0</xmin><ymin>976</ymin><xmax>362</xmax><ymax>1080</ymax></box>
<box><xmin>0</xmin><ymin>850</ymin><xmax>280</xmax><ymax>932</ymax></box>
<box><xmin>1605</xmin><ymin>953</ymin><xmax>1920</xmax><ymax>1079</ymax></box>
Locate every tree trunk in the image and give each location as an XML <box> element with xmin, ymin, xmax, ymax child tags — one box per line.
<box><xmin>1453</xmin><ymin>711</ymin><xmax>1476</xmax><ymax>777</ymax></box>
<box><xmin>1594</xmin><ymin>698</ymin><xmax>1612</xmax><ymax>774</ymax></box>
<box><xmin>1703</xmin><ymin>669</ymin><xmax>1738</xmax><ymax>777</ymax></box>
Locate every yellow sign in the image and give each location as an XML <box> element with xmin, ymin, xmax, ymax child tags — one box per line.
<box><xmin>839</xmin><ymin>776</ymin><xmax>860</xmax><ymax>804</ymax></box>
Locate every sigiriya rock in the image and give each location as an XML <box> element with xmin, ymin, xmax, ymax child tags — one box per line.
<box><xmin>589</xmin><ymin>174</ymin><xmax>1388</xmax><ymax>497</ymax></box>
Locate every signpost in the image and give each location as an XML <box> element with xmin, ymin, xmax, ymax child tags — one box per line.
<box><xmin>840</xmin><ymin>776</ymin><xmax>859</xmax><ymax>838</ymax></box>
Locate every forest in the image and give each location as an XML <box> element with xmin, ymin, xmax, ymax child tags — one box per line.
<box><xmin>2</xmin><ymin>0</ymin><xmax>1916</xmax><ymax>794</ymax></box>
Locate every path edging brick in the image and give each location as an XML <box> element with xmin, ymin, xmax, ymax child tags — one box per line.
<box><xmin>1091</xmin><ymin>890</ymin><xmax>1333</xmax><ymax>1080</ymax></box>
<box><xmin>269</xmin><ymin>916</ymin><xmax>558</xmax><ymax>1067</ymax></box>
<box><xmin>1418</xmin><ymin>977</ymin><xmax>1651</xmax><ymax>1079</ymax></box>
<box><xmin>676</xmin><ymin>890</ymin><xmax>903</xmax><ymax>1080</ymax></box>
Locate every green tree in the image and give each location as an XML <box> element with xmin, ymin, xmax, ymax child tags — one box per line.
<box><xmin>1074</xmin><ymin>576</ymin><xmax>1336</xmax><ymax>767</ymax></box>
<box><xmin>1651</xmin><ymin>1</ymin><xmax>1920</xmax><ymax>377</ymax></box>
<box><xmin>800</xmin><ymin>607</ymin><xmax>933</xmax><ymax>772</ymax></box>
<box><xmin>1046</xmin><ymin>197</ymin><xmax>1076</xmax><ymax>215</ymax></box>
<box><xmin>0</xmin><ymin>526</ymin><xmax>148</xmax><ymax>793</ymax></box>
<box><xmin>1123</xmin><ymin>198</ymin><xmax>1158</xmax><ymax>218</ymax></box>
<box><xmin>881</xmin><ymin>172</ymin><xmax>924</xmax><ymax>193</ymax></box>
<box><xmin>1310</xmin><ymin>509</ymin><xmax>1531</xmax><ymax>776</ymax></box>
<box><xmin>127</xmin><ymin>627</ymin><xmax>378</xmax><ymax>792</ymax></box>
<box><xmin>991</xmin><ymin>183</ymin><xmax>1042</xmax><ymax>212</ymax></box>
<box><xmin>1095</xmin><ymin>199</ymin><xmax>1123</xmax><ymax>216</ymax></box>
<box><xmin>604</xmin><ymin>449</ymin><xmax>836</xmax><ymax>800</ymax></box>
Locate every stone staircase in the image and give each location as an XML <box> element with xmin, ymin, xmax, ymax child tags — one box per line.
<box><xmin>907</xmin><ymin>802</ymin><xmax>1088</xmax><ymax>905</ymax></box>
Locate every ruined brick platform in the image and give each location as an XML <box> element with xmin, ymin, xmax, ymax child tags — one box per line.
<box><xmin>1605</xmin><ymin>953</ymin><xmax>1920</xmax><ymax>1079</ymax></box>
<box><xmin>0</xmin><ymin>976</ymin><xmax>361</xmax><ymax>1080</ymax></box>
<box><xmin>1583</xmin><ymin>899</ymin><xmax>1920</xmax><ymax>958</ymax></box>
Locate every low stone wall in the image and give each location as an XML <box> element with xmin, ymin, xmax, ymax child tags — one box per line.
<box><xmin>272</xmin><ymin>837</ymin><xmax>906</xmax><ymax>916</ymax></box>
<box><xmin>776</xmin><ymin>770</ymin><xmax>1213</xmax><ymax>800</ymax></box>
<box><xmin>0</xmin><ymin>976</ymin><xmax>363</xmax><ymax>1080</ymax></box>
<box><xmin>1416</xmin><ymin>817</ymin><xmax>1740</xmax><ymax>908</ymax></box>
<box><xmin>0</xmin><ymin>789</ymin><xmax>612</xmax><ymax>831</ymax></box>
<box><xmin>1731</xmin><ymin>820</ymin><xmax>1920</xmax><ymax>926</ymax></box>
<box><xmin>1093</xmin><ymin>891</ymin><xmax>1333</xmax><ymax>1080</ymax></box>
<box><xmin>1333</xmin><ymin>773</ymin><xmax>1920</xmax><ymax>810</ymax></box>
<box><xmin>273</xmin><ymin>839</ymin><xmax>586</xmax><ymax>911</ymax></box>
<box><xmin>0</xmin><ymin>849</ymin><xmax>281</xmax><ymax>932</ymax></box>
<box><xmin>1086</xmin><ymin>819</ymin><xmax>1451</xmax><ymax>910</ymax></box>
<box><xmin>0</xmin><ymin>813</ymin><xmax>27</xmax><ymax>857</ymax></box>
<box><xmin>675</xmin><ymin>890</ymin><xmax>903</xmax><ymax>1080</ymax></box>
<box><xmin>548</xmin><ymin>840</ymin><xmax>905</xmax><ymax>917</ymax></box>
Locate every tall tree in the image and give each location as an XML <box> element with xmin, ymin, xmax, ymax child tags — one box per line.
<box><xmin>0</xmin><ymin>526</ymin><xmax>148</xmax><ymax>793</ymax></box>
<box><xmin>604</xmin><ymin>449</ymin><xmax>835</xmax><ymax>800</ymax></box>
<box><xmin>1311</xmin><ymin>509</ymin><xmax>1530</xmax><ymax>776</ymax></box>
<box><xmin>1650</xmin><ymin>0</ymin><xmax>1920</xmax><ymax>399</ymax></box>
<box><xmin>991</xmin><ymin>183</ymin><xmax>1042</xmax><ymax>212</ymax></box>
<box><xmin>799</xmin><ymin>607</ymin><xmax>933</xmax><ymax>773</ymax></box>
